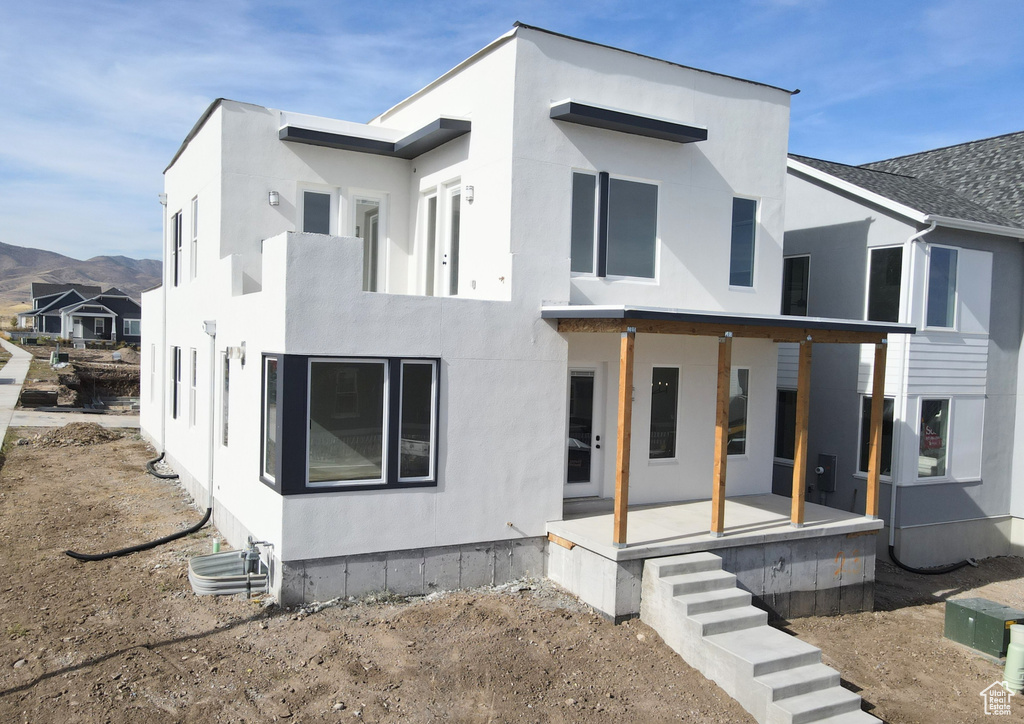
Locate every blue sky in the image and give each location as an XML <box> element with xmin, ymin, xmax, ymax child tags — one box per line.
<box><xmin>2</xmin><ymin>0</ymin><xmax>1022</xmax><ymax>260</ymax></box>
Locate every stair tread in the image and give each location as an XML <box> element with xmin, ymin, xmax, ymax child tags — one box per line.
<box><xmin>706</xmin><ymin>627</ymin><xmax>821</xmax><ymax>665</ymax></box>
<box><xmin>689</xmin><ymin>605</ymin><xmax>766</xmax><ymax>624</ymax></box>
<box><xmin>775</xmin><ymin>686</ymin><xmax>862</xmax><ymax>714</ymax></box>
<box><xmin>755</xmin><ymin>662</ymin><xmax>839</xmax><ymax>688</ymax></box>
<box><xmin>815</xmin><ymin>710</ymin><xmax>881</xmax><ymax>724</ymax></box>
<box><xmin>675</xmin><ymin>588</ymin><xmax>750</xmax><ymax>605</ymax></box>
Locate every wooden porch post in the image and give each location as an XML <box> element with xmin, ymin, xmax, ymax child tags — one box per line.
<box><xmin>866</xmin><ymin>340</ymin><xmax>888</xmax><ymax>518</ymax></box>
<box><xmin>791</xmin><ymin>338</ymin><xmax>813</xmax><ymax>527</ymax></box>
<box><xmin>613</xmin><ymin>327</ymin><xmax>636</xmax><ymax>547</ymax></box>
<box><xmin>710</xmin><ymin>333</ymin><xmax>733</xmax><ymax>537</ymax></box>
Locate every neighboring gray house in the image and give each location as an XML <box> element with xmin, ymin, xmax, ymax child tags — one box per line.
<box><xmin>18</xmin><ymin>284</ymin><xmax>142</xmax><ymax>344</ymax></box>
<box><xmin>777</xmin><ymin>135</ymin><xmax>1024</xmax><ymax>567</ymax></box>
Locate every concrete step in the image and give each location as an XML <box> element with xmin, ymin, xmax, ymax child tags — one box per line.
<box><xmin>814</xmin><ymin>710</ymin><xmax>882</xmax><ymax>724</ymax></box>
<box><xmin>706</xmin><ymin>626</ymin><xmax>821</xmax><ymax>676</ymax></box>
<box><xmin>689</xmin><ymin>604</ymin><xmax>767</xmax><ymax>635</ymax></box>
<box><xmin>768</xmin><ymin>687</ymin><xmax>863</xmax><ymax>724</ymax></box>
<box><xmin>647</xmin><ymin>552</ymin><xmax>723</xmax><ymax>578</ymax></box>
<box><xmin>756</xmin><ymin>663</ymin><xmax>840</xmax><ymax>701</ymax></box>
<box><xmin>673</xmin><ymin>587</ymin><xmax>752</xmax><ymax>615</ymax></box>
<box><xmin>663</xmin><ymin>569</ymin><xmax>737</xmax><ymax>596</ymax></box>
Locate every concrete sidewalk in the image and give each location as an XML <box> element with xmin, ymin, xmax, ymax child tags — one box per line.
<box><xmin>0</xmin><ymin>337</ymin><xmax>34</xmax><ymax>443</ymax></box>
<box><xmin>8</xmin><ymin>410</ymin><xmax>140</xmax><ymax>428</ymax></box>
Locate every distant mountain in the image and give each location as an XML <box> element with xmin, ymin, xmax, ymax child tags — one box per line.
<box><xmin>0</xmin><ymin>241</ymin><xmax>162</xmax><ymax>317</ymax></box>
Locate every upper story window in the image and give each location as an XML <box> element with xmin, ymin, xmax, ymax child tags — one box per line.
<box><xmin>867</xmin><ymin>247</ymin><xmax>902</xmax><ymax>322</ymax></box>
<box><xmin>729</xmin><ymin>198</ymin><xmax>757</xmax><ymax>287</ymax></box>
<box><xmin>570</xmin><ymin>171</ymin><xmax>658</xmax><ymax>279</ymax></box>
<box><xmin>190</xmin><ymin>196</ymin><xmax>199</xmax><ymax>280</ymax></box>
<box><xmin>926</xmin><ymin>246</ymin><xmax>958</xmax><ymax>328</ymax></box>
<box><xmin>171</xmin><ymin>210</ymin><xmax>183</xmax><ymax>287</ymax></box>
<box><xmin>782</xmin><ymin>256</ymin><xmax>809</xmax><ymax>316</ymax></box>
<box><xmin>302</xmin><ymin>191</ymin><xmax>332</xmax><ymax>234</ymax></box>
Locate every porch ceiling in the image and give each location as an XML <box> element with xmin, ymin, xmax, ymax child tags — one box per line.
<box><xmin>541</xmin><ymin>304</ymin><xmax>916</xmax><ymax>344</ymax></box>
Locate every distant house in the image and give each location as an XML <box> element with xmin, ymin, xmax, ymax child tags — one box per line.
<box><xmin>18</xmin><ymin>283</ymin><xmax>142</xmax><ymax>343</ymax></box>
<box><xmin>778</xmin><ymin>133</ymin><xmax>1024</xmax><ymax>568</ymax></box>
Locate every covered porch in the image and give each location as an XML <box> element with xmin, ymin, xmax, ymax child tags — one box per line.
<box><xmin>542</xmin><ymin>305</ymin><xmax>914</xmax><ymax>620</ymax></box>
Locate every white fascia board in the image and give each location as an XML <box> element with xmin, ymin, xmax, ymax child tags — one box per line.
<box><xmin>787</xmin><ymin>157</ymin><xmax>927</xmax><ymax>224</ymax></box>
<box><xmin>923</xmin><ymin>215</ymin><xmax>1024</xmax><ymax>240</ymax></box>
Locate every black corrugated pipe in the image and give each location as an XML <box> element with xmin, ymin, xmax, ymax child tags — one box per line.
<box><xmin>146</xmin><ymin>452</ymin><xmax>180</xmax><ymax>479</ymax></box>
<box><xmin>65</xmin><ymin>508</ymin><xmax>211</xmax><ymax>561</ymax></box>
<box><xmin>888</xmin><ymin>544</ymin><xmax>976</xmax><ymax>575</ymax></box>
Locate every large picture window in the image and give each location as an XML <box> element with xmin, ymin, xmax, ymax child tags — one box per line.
<box><xmin>649</xmin><ymin>367</ymin><xmax>679</xmax><ymax>459</ymax></box>
<box><xmin>919</xmin><ymin>399</ymin><xmax>949</xmax><ymax>478</ymax></box>
<box><xmin>570</xmin><ymin>171</ymin><xmax>658</xmax><ymax>279</ymax></box>
<box><xmin>858</xmin><ymin>396</ymin><xmax>894</xmax><ymax>476</ymax></box>
<box><xmin>729</xmin><ymin>198</ymin><xmax>757</xmax><ymax>287</ymax></box>
<box><xmin>305</xmin><ymin>358</ymin><xmax>437</xmax><ymax>488</ymax></box>
<box><xmin>728</xmin><ymin>369</ymin><xmax>749</xmax><ymax>455</ymax></box>
<box><xmin>867</xmin><ymin>247</ymin><xmax>902</xmax><ymax>322</ymax></box>
<box><xmin>926</xmin><ymin>247</ymin><xmax>957</xmax><ymax>328</ymax></box>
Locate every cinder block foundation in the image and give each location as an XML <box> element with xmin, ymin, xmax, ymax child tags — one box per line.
<box><xmin>278</xmin><ymin>537</ymin><xmax>546</xmax><ymax>605</ymax></box>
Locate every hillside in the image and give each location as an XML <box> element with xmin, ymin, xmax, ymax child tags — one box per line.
<box><xmin>0</xmin><ymin>241</ymin><xmax>161</xmax><ymax>318</ymax></box>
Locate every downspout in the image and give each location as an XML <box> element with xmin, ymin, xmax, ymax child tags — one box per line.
<box><xmin>203</xmin><ymin>321</ymin><xmax>218</xmax><ymax>512</ymax></box>
<box><xmin>887</xmin><ymin>220</ymin><xmax>974</xmax><ymax>573</ymax></box>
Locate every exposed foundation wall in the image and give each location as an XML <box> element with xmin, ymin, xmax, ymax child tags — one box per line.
<box><xmin>880</xmin><ymin>516</ymin><xmax>1022</xmax><ymax>568</ymax></box>
<box><xmin>278</xmin><ymin>537</ymin><xmax>546</xmax><ymax>606</ymax></box>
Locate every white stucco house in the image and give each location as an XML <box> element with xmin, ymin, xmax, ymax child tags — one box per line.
<box><xmin>778</xmin><ymin>139</ymin><xmax>1024</xmax><ymax>568</ymax></box>
<box><xmin>142</xmin><ymin>24</ymin><xmax>909</xmax><ymax>615</ymax></box>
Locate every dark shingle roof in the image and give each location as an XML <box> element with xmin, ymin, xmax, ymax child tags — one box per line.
<box><xmin>789</xmin><ymin>154</ymin><xmax>1020</xmax><ymax>229</ymax></box>
<box><xmin>862</xmin><ymin>131</ymin><xmax>1024</xmax><ymax>227</ymax></box>
<box><xmin>30</xmin><ymin>282</ymin><xmax>102</xmax><ymax>300</ymax></box>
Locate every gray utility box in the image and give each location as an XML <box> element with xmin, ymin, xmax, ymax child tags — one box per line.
<box><xmin>945</xmin><ymin>597</ymin><xmax>1024</xmax><ymax>658</ymax></box>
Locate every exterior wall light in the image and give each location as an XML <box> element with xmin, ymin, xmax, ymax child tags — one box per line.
<box><xmin>268</xmin><ymin>191</ymin><xmax>280</xmax><ymax>206</ymax></box>
<box><xmin>465</xmin><ymin>185</ymin><xmax>474</xmax><ymax>203</ymax></box>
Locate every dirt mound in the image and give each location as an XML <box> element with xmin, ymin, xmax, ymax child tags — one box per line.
<box><xmin>34</xmin><ymin>422</ymin><xmax>124</xmax><ymax>447</ymax></box>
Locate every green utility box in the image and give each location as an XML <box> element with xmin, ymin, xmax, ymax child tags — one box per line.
<box><xmin>945</xmin><ymin>597</ymin><xmax>1024</xmax><ymax>658</ymax></box>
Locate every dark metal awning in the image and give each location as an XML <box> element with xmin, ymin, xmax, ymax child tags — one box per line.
<box><xmin>550</xmin><ymin>101</ymin><xmax>707</xmax><ymax>144</ymax></box>
<box><xmin>280</xmin><ymin>117</ymin><xmax>471</xmax><ymax>159</ymax></box>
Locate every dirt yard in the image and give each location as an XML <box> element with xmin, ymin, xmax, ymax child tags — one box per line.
<box><xmin>1</xmin><ymin>425</ymin><xmax>1021</xmax><ymax>723</ymax></box>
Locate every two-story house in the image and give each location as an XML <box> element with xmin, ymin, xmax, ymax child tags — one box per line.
<box><xmin>779</xmin><ymin>148</ymin><xmax>1024</xmax><ymax>568</ymax></box>
<box><xmin>142</xmin><ymin>24</ymin><xmax>909</xmax><ymax>617</ymax></box>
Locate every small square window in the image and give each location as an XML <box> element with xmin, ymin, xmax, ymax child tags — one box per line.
<box><xmin>302</xmin><ymin>191</ymin><xmax>331</xmax><ymax>234</ymax></box>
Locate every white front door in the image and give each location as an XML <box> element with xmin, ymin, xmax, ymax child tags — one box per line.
<box><xmin>424</xmin><ymin>185</ymin><xmax>462</xmax><ymax>297</ymax></box>
<box><xmin>73</xmin><ymin>318</ymin><xmax>83</xmax><ymax>338</ymax></box>
<box><xmin>564</xmin><ymin>367</ymin><xmax>604</xmax><ymax>498</ymax></box>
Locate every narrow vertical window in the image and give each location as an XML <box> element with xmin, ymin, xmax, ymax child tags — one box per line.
<box><xmin>172</xmin><ymin>211</ymin><xmax>183</xmax><ymax>287</ymax></box>
<box><xmin>263</xmin><ymin>357</ymin><xmax>278</xmax><ymax>480</ymax></box>
<box><xmin>649</xmin><ymin>367</ymin><xmax>679</xmax><ymax>459</ymax></box>
<box><xmin>171</xmin><ymin>346</ymin><xmax>181</xmax><ymax>419</ymax></box>
<box><xmin>189</xmin><ymin>348</ymin><xmax>198</xmax><ymax>428</ymax></box>
<box><xmin>448</xmin><ymin>190</ymin><xmax>461</xmax><ymax>296</ymax></box>
<box><xmin>774</xmin><ymin>389</ymin><xmax>797</xmax><ymax>460</ymax></box>
<box><xmin>867</xmin><ymin>247</ymin><xmax>902</xmax><ymax>322</ymax></box>
<box><xmin>858</xmin><ymin>396</ymin><xmax>894</xmax><ymax>475</ymax></box>
<box><xmin>149</xmin><ymin>344</ymin><xmax>155</xmax><ymax>402</ymax></box>
<box><xmin>570</xmin><ymin>172</ymin><xmax>596</xmax><ymax>274</ymax></box>
<box><xmin>302</xmin><ymin>191</ymin><xmax>331</xmax><ymax>234</ymax></box>
<box><xmin>919</xmin><ymin>399</ymin><xmax>949</xmax><ymax>477</ymax></box>
<box><xmin>190</xmin><ymin>196</ymin><xmax>199</xmax><ymax>280</ymax></box>
<box><xmin>926</xmin><ymin>247</ymin><xmax>958</xmax><ymax>328</ymax></box>
<box><xmin>781</xmin><ymin>256</ymin><xmax>809</xmax><ymax>316</ymax></box>
<box><xmin>424</xmin><ymin>196</ymin><xmax>438</xmax><ymax>296</ymax></box>
<box><xmin>221</xmin><ymin>353</ymin><xmax>230</xmax><ymax>446</ymax></box>
<box><xmin>399</xmin><ymin>361</ymin><xmax>437</xmax><ymax>480</ymax></box>
<box><xmin>728</xmin><ymin>369</ymin><xmax>749</xmax><ymax>455</ymax></box>
<box><xmin>354</xmin><ymin>197</ymin><xmax>382</xmax><ymax>292</ymax></box>
<box><xmin>729</xmin><ymin>198</ymin><xmax>757</xmax><ymax>287</ymax></box>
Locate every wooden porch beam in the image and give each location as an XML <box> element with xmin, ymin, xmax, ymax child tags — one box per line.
<box><xmin>710</xmin><ymin>334</ymin><xmax>733</xmax><ymax>537</ymax></box>
<box><xmin>613</xmin><ymin>328</ymin><xmax>636</xmax><ymax>547</ymax></box>
<box><xmin>866</xmin><ymin>340</ymin><xmax>888</xmax><ymax>519</ymax></box>
<box><xmin>555</xmin><ymin>317</ymin><xmax>885</xmax><ymax>345</ymax></box>
<box><xmin>791</xmin><ymin>338</ymin><xmax>813</xmax><ymax>527</ymax></box>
